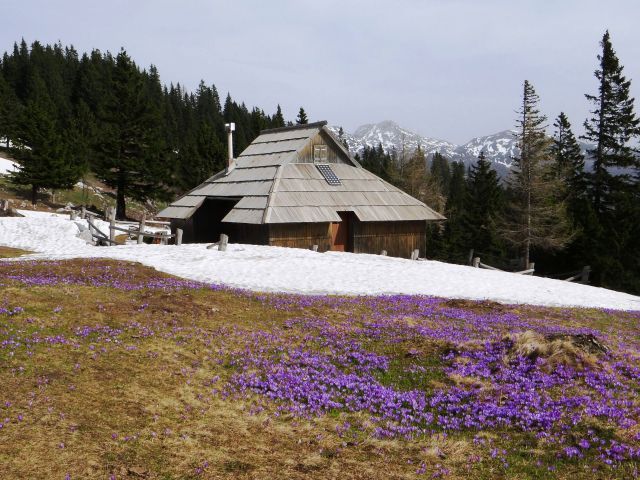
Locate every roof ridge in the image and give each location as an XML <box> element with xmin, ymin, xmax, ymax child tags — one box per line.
<box><xmin>260</xmin><ymin>121</ymin><xmax>327</xmax><ymax>134</ymax></box>
<box><xmin>262</xmin><ymin>164</ymin><xmax>285</xmax><ymax>223</ymax></box>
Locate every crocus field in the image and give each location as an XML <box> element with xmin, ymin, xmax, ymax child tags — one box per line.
<box><xmin>1</xmin><ymin>255</ymin><xmax>639</xmax><ymax>479</ymax></box>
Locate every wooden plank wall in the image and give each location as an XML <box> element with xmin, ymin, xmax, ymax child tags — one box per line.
<box><xmin>353</xmin><ymin>220</ymin><xmax>426</xmax><ymax>258</ymax></box>
<box><xmin>295</xmin><ymin>131</ymin><xmax>351</xmax><ymax>164</ymax></box>
<box><xmin>269</xmin><ymin>223</ymin><xmax>332</xmax><ymax>251</ymax></box>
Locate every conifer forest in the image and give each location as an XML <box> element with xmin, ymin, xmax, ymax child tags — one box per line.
<box><xmin>1</xmin><ymin>32</ymin><xmax>639</xmax><ymax>295</ymax></box>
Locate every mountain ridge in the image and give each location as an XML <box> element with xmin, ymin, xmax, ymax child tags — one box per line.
<box><xmin>329</xmin><ymin>120</ymin><xmax>592</xmax><ymax>177</ymax></box>
<box><xmin>330</xmin><ymin>121</ymin><xmax>517</xmax><ymax>176</ymax></box>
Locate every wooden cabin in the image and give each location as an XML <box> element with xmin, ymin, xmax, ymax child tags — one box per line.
<box><xmin>158</xmin><ymin>121</ymin><xmax>445</xmax><ymax>258</ymax></box>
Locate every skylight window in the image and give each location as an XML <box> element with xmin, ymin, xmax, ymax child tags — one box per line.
<box><xmin>316</xmin><ymin>164</ymin><xmax>341</xmax><ymax>186</ymax></box>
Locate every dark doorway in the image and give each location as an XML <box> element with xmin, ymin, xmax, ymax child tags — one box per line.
<box><xmin>192</xmin><ymin>198</ymin><xmax>239</xmax><ymax>243</ymax></box>
<box><xmin>331</xmin><ymin>211</ymin><xmax>354</xmax><ymax>252</ymax></box>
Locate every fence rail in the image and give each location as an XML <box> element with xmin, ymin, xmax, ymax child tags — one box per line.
<box><xmin>74</xmin><ymin>208</ymin><xmax>181</xmax><ymax>246</ymax></box>
<box><xmin>472</xmin><ymin>256</ymin><xmax>535</xmax><ymax>275</ymax></box>
<box><xmin>469</xmin><ymin>250</ymin><xmax>590</xmax><ymax>283</ymax></box>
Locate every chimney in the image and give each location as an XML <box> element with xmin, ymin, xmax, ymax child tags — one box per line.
<box><xmin>225</xmin><ymin>122</ymin><xmax>235</xmax><ymax>174</ymax></box>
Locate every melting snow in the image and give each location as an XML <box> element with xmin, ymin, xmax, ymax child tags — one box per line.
<box><xmin>0</xmin><ymin>212</ymin><xmax>638</xmax><ymax>311</ymax></box>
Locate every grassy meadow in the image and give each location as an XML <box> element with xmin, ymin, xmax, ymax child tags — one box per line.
<box><xmin>0</xmin><ymin>258</ymin><xmax>638</xmax><ymax>479</ymax></box>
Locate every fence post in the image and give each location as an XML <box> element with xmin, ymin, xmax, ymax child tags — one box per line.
<box><xmin>175</xmin><ymin>228</ymin><xmax>183</xmax><ymax>246</ymax></box>
<box><xmin>137</xmin><ymin>216</ymin><xmax>146</xmax><ymax>245</ymax></box>
<box><xmin>467</xmin><ymin>249</ymin><xmax>474</xmax><ymax>266</ymax></box>
<box><xmin>581</xmin><ymin>266</ymin><xmax>591</xmax><ymax>283</ymax></box>
<box><xmin>218</xmin><ymin>233</ymin><xmax>228</xmax><ymax>252</ymax></box>
<box><xmin>109</xmin><ymin>220</ymin><xmax>116</xmax><ymax>245</ymax></box>
<box><xmin>380</xmin><ymin>250</ymin><xmax>387</xmax><ymax>256</ymax></box>
<box><xmin>472</xmin><ymin>257</ymin><xmax>480</xmax><ymax>268</ymax></box>
<box><xmin>311</xmin><ymin>244</ymin><xmax>318</xmax><ymax>252</ymax></box>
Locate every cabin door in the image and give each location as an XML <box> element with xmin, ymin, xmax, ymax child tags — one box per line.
<box><xmin>331</xmin><ymin>212</ymin><xmax>353</xmax><ymax>252</ymax></box>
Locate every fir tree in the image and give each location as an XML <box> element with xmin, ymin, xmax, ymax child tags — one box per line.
<box><xmin>9</xmin><ymin>74</ymin><xmax>83</xmax><ymax>204</ymax></box>
<box><xmin>582</xmin><ymin>31</ymin><xmax>640</xmax><ymax>214</ymax></box>
<box><xmin>441</xmin><ymin>161</ymin><xmax>467</xmax><ymax>261</ymax></box>
<box><xmin>337</xmin><ymin>126</ymin><xmax>350</xmax><ymax>151</ymax></box>
<box><xmin>581</xmin><ymin>31</ymin><xmax>640</xmax><ymax>292</ymax></box>
<box><xmin>503</xmin><ymin>80</ymin><xmax>572</xmax><ymax>268</ymax></box>
<box><xmin>93</xmin><ymin>50</ymin><xmax>168</xmax><ymax>219</ymax></box>
<box><xmin>296</xmin><ymin>107</ymin><xmax>308</xmax><ymax>125</ymax></box>
<box><xmin>429</xmin><ymin>152</ymin><xmax>452</xmax><ymax>197</ymax></box>
<box><xmin>0</xmin><ymin>73</ymin><xmax>20</xmax><ymax>148</ymax></box>
<box><xmin>463</xmin><ymin>151</ymin><xmax>503</xmax><ymax>261</ymax></box>
<box><xmin>273</xmin><ymin>104</ymin><xmax>285</xmax><ymax>127</ymax></box>
<box><xmin>551</xmin><ymin>112</ymin><xmax>587</xmax><ymax>215</ymax></box>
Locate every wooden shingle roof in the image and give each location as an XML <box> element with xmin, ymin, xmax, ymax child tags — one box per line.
<box><xmin>158</xmin><ymin>122</ymin><xmax>445</xmax><ymax>223</ymax></box>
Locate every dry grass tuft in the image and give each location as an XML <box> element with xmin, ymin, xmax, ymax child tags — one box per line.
<box><xmin>504</xmin><ymin>330</ymin><xmax>605</xmax><ymax>371</ymax></box>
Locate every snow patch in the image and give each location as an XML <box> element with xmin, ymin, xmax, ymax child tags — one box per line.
<box><xmin>0</xmin><ymin>157</ymin><xmax>18</xmax><ymax>175</ymax></box>
<box><xmin>0</xmin><ymin>215</ymin><xmax>638</xmax><ymax>311</ymax></box>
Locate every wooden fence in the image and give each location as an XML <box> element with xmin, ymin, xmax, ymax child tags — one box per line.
<box><xmin>471</xmin><ymin>256</ymin><xmax>535</xmax><ymax>275</ymax></box>
<box><xmin>75</xmin><ymin>208</ymin><xmax>182</xmax><ymax>246</ymax></box>
<box><xmin>468</xmin><ymin>250</ymin><xmax>590</xmax><ymax>283</ymax></box>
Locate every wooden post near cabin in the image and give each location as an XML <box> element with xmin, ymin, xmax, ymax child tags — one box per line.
<box><xmin>472</xmin><ymin>257</ymin><xmax>480</xmax><ymax>268</ymax></box>
<box><xmin>311</xmin><ymin>244</ymin><xmax>318</xmax><ymax>252</ymax></box>
<box><xmin>175</xmin><ymin>228</ymin><xmax>183</xmax><ymax>246</ymax></box>
<box><xmin>218</xmin><ymin>234</ymin><xmax>228</xmax><ymax>252</ymax></box>
<box><xmin>380</xmin><ymin>250</ymin><xmax>387</xmax><ymax>256</ymax></box>
<box><xmin>137</xmin><ymin>216</ymin><xmax>146</xmax><ymax>244</ymax></box>
<box><xmin>109</xmin><ymin>220</ymin><xmax>116</xmax><ymax>245</ymax></box>
<box><xmin>581</xmin><ymin>266</ymin><xmax>591</xmax><ymax>283</ymax></box>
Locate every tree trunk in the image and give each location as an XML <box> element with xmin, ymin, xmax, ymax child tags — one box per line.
<box><xmin>116</xmin><ymin>171</ymin><xmax>126</xmax><ymax>220</ymax></box>
<box><xmin>31</xmin><ymin>185</ymin><xmax>38</xmax><ymax>205</ymax></box>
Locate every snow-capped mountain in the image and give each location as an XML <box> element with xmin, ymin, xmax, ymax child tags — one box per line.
<box><xmin>452</xmin><ymin>130</ymin><xmax>519</xmax><ymax>174</ymax></box>
<box><xmin>330</xmin><ymin>121</ymin><xmax>520</xmax><ymax>176</ymax></box>
<box><xmin>342</xmin><ymin>120</ymin><xmax>459</xmax><ymax>160</ymax></box>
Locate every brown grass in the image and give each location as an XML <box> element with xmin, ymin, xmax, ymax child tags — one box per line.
<box><xmin>0</xmin><ymin>259</ymin><xmax>636</xmax><ymax>479</ymax></box>
<box><xmin>504</xmin><ymin>330</ymin><xmax>601</xmax><ymax>371</ymax></box>
<box><xmin>0</xmin><ymin>245</ymin><xmax>31</xmax><ymax>257</ymax></box>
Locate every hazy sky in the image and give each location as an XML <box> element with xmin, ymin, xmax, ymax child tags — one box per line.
<box><xmin>3</xmin><ymin>0</ymin><xmax>640</xmax><ymax>144</ymax></box>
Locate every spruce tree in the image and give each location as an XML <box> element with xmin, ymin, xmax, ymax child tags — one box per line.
<box><xmin>581</xmin><ymin>31</ymin><xmax>640</xmax><ymax>292</ymax></box>
<box><xmin>503</xmin><ymin>80</ymin><xmax>572</xmax><ymax>268</ymax></box>
<box><xmin>441</xmin><ymin>161</ymin><xmax>467</xmax><ymax>261</ymax></box>
<box><xmin>463</xmin><ymin>151</ymin><xmax>503</xmax><ymax>261</ymax></box>
<box><xmin>0</xmin><ymin>73</ymin><xmax>20</xmax><ymax>149</ymax></box>
<box><xmin>551</xmin><ymin>112</ymin><xmax>587</xmax><ymax>216</ymax></box>
<box><xmin>93</xmin><ymin>50</ymin><xmax>168</xmax><ymax>219</ymax></box>
<box><xmin>429</xmin><ymin>152</ymin><xmax>452</xmax><ymax>197</ymax></box>
<box><xmin>296</xmin><ymin>107</ymin><xmax>308</xmax><ymax>125</ymax></box>
<box><xmin>582</xmin><ymin>31</ymin><xmax>640</xmax><ymax>214</ymax></box>
<box><xmin>9</xmin><ymin>74</ymin><xmax>83</xmax><ymax>204</ymax></box>
<box><xmin>273</xmin><ymin>104</ymin><xmax>285</xmax><ymax>127</ymax></box>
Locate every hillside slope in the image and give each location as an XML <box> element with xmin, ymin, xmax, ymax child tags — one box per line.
<box><xmin>0</xmin><ymin>212</ymin><xmax>638</xmax><ymax>310</ymax></box>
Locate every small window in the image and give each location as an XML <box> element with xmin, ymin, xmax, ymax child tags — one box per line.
<box><xmin>313</xmin><ymin>144</ymin><xmax>328</xmax><ymax>163</ymax></box>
